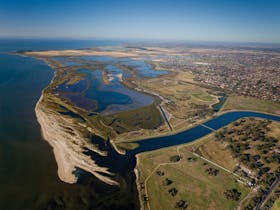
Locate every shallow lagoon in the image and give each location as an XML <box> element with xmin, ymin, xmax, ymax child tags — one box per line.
<box><xmin>86</xmin><ymin>70</ymin><xmax>133</xmax><ymax>112</ymax></box>
<box><xmin>56</xmin><ymin>68</ymin><xmax>154</xmax><ymax>114</ymax></box>
<box><xmin>119</xmin><ymin>59</ymin><xmax>168</xmax><ymax>77</ymax></box>
<box><xmin>54</xmin><ymin>55</ymin><xmax>167</xmax><ymax>114</ymax></box>
<box><xmin>58</xmin><ymin>55</ymin><xmax>168</xmax><ymax>77</ymax></box>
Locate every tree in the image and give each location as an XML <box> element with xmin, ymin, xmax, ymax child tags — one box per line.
<box><xmin>205</xmin><ymin>167</ymin><xmax>219</xmax><ymax>176</ymax></box>
<box><xmin>187</xmin><ymin>157</ymin><xmax>197</xmax><ymax>162</ymax></box>
<box><xmin>175</xmin><ymin>200</ymin><xmax>188</xmax><ymax>209</ymax></box>
<box><xmin>170</xmin><ymin>155</ymin><xmax>181</xmax><ymax>162</ymax></box>
<box><xmin>224</xmin><ymin>188</ymin><xmax>241</xmax><ymax>201</ymax></box>
<box><xmin>156</xmin><ymin>170</ymin><xmax>165</xmax><ymax>176</ymax></box>
<box><xmin>168</xmin><ymin>188</ymin><xmax>178</xmax><ymax>196</ymax></box>
<box><xmin>163</xmin><ymin>178</ymin><xmax>173</xmax><ymax>186</ymax></box>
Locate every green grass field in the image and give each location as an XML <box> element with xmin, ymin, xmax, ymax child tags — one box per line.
<box><xmin>102</xmin><ymin>103</ymin><xmax>163</xmax><ymax>134</ymax></box>
<box><xmin>222</xmin><ymin>94</ymin><xmax>280</xmax><ymax>115</ymax></box>
<box><xmin>271</xmin><ymin>198</ymin><xmax>280</xmax><ymax>210</ymax></box>
<box><xmin>138</xmin><ymin>146</ymin><xmax>250</xmax><ymax>210</ymax></box>
<box><xmin>191</xmin><ymin>92</ymin><xmax>214</xmax><ymax>102</ymax></box>
<box><xmin>194</xmin><ymin>133</ymin><xmax>239</xmax><ymax>171</ymax></box>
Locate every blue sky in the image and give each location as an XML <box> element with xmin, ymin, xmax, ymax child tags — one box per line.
<box><xmin>1</xmin><ymin>0</ymin><xmax>280</xmax><ymax>43</ymax></box>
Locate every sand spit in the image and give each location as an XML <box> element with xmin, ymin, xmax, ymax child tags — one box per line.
<box><xmin>25</xmin><ymin>50</ymin><xmax>136</xmax><ymax>58</ymax></box>
<box><xmin>35</xmin><ymin>95</ymin><xmax>118</xmax><ymax>185</ymax></box>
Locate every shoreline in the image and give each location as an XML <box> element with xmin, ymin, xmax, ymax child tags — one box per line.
<box><xmin>35</xmin><ymin>93</ymin><xmax>118</xmax><ymax>185</ymax></box>
<box><xmin>134</xmin><ymin>154</ymin><xmax>144</xmax><ymax>210</ymax></box>
<box><xmin>23</xmin><ymin>53</ymin><xmax>119</xmax><ymax>185</ymax></box>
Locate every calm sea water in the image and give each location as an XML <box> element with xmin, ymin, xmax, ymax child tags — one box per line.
<box><xmin>0</xmin><ymin>39</ymin><xmax>122</xmax><ymax>53</ymax></box>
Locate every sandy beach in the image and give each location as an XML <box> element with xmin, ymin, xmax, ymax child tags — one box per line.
<box><xmin>24</xmin><ymin>49</ymin><xmax>137</xmax><ymax>58</ymax></box>
<box><xmin>35</xmin><ymin>95</ymin><xmax>118</xmax><ymax>185</ymax></box>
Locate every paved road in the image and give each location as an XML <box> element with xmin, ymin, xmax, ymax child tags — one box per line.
<box><xmin>256</xmin><ymin>177</ymin><xmax>280</xmax><ymax>210</ymax></box>
<box><xmin>159</xmin><ymin>104</ymin><xmax>172</xmax><ymax>131</ymax></box>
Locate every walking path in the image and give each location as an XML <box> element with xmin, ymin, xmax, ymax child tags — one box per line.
<box><xmin>144</xmin><ymin>146</ymin><xmax>181</xmax><ymax>210</ymax></box>
<box><xmin>192</xmin><ymin>152</ymin><xmax>250</xmax><ymax>185</ymax></box>
<box><xmin>143</xmin><ymin>145</ymin><xmax>251</xmax><ymax>210</ymax></box>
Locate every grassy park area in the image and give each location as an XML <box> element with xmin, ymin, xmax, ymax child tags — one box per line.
<box><xmin>137</xmin><ymin>118</ymin><xmax>280</xmax><ymax>210</ymax></box>
<box><xmin>137</xmin><ymin>146</ymin><xmax>250</xmax><ymax>210</ymax></box>
<box><xmin>222</xmin><ymin>94</ymin><xmax>280</xmax><ymax>115</ymax></box>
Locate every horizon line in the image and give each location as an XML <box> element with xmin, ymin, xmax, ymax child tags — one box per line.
<box><xmin>1</xmin><ymin>35</ymin><xmax>280</xmax><ymax>46</ymax></box>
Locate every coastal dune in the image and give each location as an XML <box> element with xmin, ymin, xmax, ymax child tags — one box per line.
<box><xmin>35</xmin><ymin>95</ymin><xmax>118</xmax><ymax>185</ymax></box>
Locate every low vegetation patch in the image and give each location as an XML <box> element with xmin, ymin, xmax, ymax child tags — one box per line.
<box><xmin>205</xmin><ymin>167</ymin><xmax>219</xmax><ymax>176</ymax></box>
<box><xmin>175</xmin><ymin>200</ymin><xmax>188</xmax><ymax>209</ymax></box>
<box><xmin>169</xmin><ymin>155</ymin><xmax>181</xmax><ymax>162</ymax></box>
<box><xmin>168</xmin><ymin>188</ymin><xmax>178</xmax><ymax>197</ymax></box>
<box><xmin>163</xmin><ymin>178</ymin><xmax>173</xmax><ymax>186</ymax></box>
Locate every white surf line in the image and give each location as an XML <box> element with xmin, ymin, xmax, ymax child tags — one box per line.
<box><xmin>192</xmin><ymin>152</ymin><xmax>251</xmax><ymax>185</ymax></box>
<box><xmin>200</xmin><ymin>123</ymin><xmax>216</xmax><ymax>132</ymax></box>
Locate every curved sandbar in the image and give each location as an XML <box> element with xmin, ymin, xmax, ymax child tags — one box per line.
<box><xmin>35</xmin><ymin>95</ymin><xmax>118</xmax><ymax>185</ymax></box>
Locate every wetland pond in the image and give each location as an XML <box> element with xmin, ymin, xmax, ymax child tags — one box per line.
<box><xmin>54</xmin><ymin>55</ymin><xmax>167</xmax><ymax>114</ymax></box>
<box><xmin>212</xmin><ymin>94</ymin><xmax>227</xmax><ymax>112</ymax></box>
